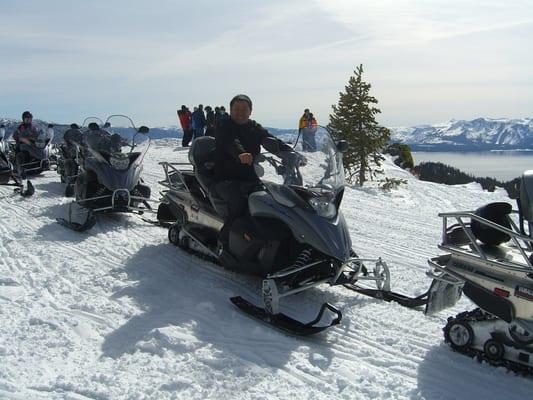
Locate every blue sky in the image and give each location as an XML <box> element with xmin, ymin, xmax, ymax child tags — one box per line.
<box><xmin>1</xmin><ymin>0</ymin><xmax>532</xmax><ymax>128</ymax></box>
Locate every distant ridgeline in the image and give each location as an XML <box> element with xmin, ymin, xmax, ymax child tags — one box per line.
<box><xmin>0</xmin><ymin>118</ymin><xmax>297</xmax><ymax>143</ymax></box>
<box><xmin>390</xmin><ymin>117</ymin><xmax>533</xmax><ymax>151</ymax></box>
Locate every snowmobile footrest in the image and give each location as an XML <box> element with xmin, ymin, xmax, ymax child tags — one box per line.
<box><xmin>344</xmin><ymin>284</ymin><xmax>429</xmax><ymax>308</ymax></box>
<box><xmin>230</xmin><ymin>296</ymin><xmax>342</xmax><ymax>336</ymax></box>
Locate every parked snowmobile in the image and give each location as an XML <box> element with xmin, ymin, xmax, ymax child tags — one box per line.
<box><xmin>57</xmin><ymin>115</ymin><xmax>154</xmax><ymax>231</ymax></box>
<box><xmin>0</xmin><ymin>124</ymin><xmax>34</xmax><ymax>197</ymax></box>
<box><xmin>426</xmin><ymin>174</ymin><xmax>533</xmax><ymax>373</ymax></box>
<box><xmin>13</xmin><ymin>123</ymin><xmax>55</xmax><ymax>177</ymax></box>
<box><xmin>157</xmin><ymin>126</ymin><xmax>427</xmax><ymax>335</ymax></box>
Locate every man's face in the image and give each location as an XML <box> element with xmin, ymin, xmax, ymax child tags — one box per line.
<box><xmin>23</xmin><ymin>117</ymin><xmax>32</xmax><ymax>124</ymax></box>
<box><xmin>230</xmin><ymin>101</ymin><xmax>251</xmax><ymax>125</ymax></box>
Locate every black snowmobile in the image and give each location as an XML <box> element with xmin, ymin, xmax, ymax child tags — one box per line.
<box><xmin>425</xmin><ymin>174</ymin><xmax>533</xmax><ymax>374</ymax></box>
<box><xmin>57</xmin><ymin>115</ymin><xmax>154</xmax><ymax>231</ymax></box>
<box><xmin>0</xmin><ymin>124</ymin><xmax>34</xmax><ymax>197</ymax></box>
<box><xmin>12</xmin><ymin>123</ymin><xmax>56</xmax><ymax>177</ymax></box>
<box><xmin>157</xmin><ymin>126</ymin><xmax>427</xmax><ymax>335</ymax></box>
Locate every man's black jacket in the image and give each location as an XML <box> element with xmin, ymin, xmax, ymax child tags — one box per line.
<box><xmin>214</xmin><ymin>118</ymin><xmax>292</xmax><ymax>182</ymax></box>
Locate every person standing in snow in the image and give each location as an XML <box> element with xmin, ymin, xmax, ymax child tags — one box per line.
<box><xmin>177</xmin><ymin>105</ymin><xmax>193</xmax><ymax>147</ymax></box>
<box><xmin>191</xmin><ymin>104</ymin><xmax>206</xmax><ymax>140</ymax></box>
<box><xmin>302</xmin><ymin>113</ymin><xmax>318</xmax><ymax>152</ymax></box>
<box><xmin>204</xmin><ymin>106</ymin><xmax>216</xmax><ymax>137</ymax></box>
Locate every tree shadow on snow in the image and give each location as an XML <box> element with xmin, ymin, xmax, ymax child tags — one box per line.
<box><xmin>415</xmin><ymin>343</ymin><xmax>533</xmax><ymax>400</ymax></box>
<box><xmin>101</xmin><ymin>243</ymin><xmax>336</xmax><ymax>376</ymax></box>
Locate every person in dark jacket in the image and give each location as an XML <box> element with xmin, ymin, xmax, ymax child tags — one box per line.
<box><xmin>213</xmin><ymin>94</ymin><xmax>294</xmax><ymax>247</ymax></box>
<box><xmin>204</xmin><ymin>106</ymin><xmax>216</xmax><ymax>137</ymax></box>
<box><xmin>177</xmin><ymin>105</ymin><xmax>193</xmax><ymax>147</ymax></box>
<box><xmin>191</xmin><ymin>104</ymin><xmax>206</xmax><ymax>139</ymax></box>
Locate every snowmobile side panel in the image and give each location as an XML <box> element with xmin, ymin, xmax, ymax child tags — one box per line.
<box><xmin>463</xmin><ymin>280</ymin><xmax>515</xmax><ymax>323</ymax></box>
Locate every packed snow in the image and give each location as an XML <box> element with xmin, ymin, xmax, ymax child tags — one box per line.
<box><xmin>1</xmin><ymin>139</ymin><xmax>532</xmax><ymax>399</ymax></box>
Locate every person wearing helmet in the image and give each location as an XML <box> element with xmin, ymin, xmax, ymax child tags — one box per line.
<box><xmin>13</xmin><ymin>111</ymin><xmax>39</xmax><ymax>146</ymax></box>
<box><xmin>212</xmin><ymin>94</ymin><xmax>295</xmax><ymax>249</ymax></box>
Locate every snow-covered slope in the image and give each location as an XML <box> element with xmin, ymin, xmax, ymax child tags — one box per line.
<box><xmin>1</xmin><ymin>140</ymin><xmax>532</xmax><ymax>399</ymax></box>
<box><xmin>391</xmin><ymin>117</ymin><xmax>533</xmax><ymax>151</ymax></box>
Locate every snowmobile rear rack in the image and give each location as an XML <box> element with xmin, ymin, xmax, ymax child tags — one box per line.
<box><xmin>230</xmin><ymin>296</ymin><xmax>342</xmax><ymax>336</ymax></box>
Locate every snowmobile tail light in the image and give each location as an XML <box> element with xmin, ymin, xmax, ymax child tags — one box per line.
<box><xmin>109</xmin><ymin>155</ymin><xmax>130</xmax><ymax>170</ymax></box>
<box><xmin>308</xmin><ymin>196</ymin><xmax>337</xmax><ymax>219</ymax></box>
<box><xmin>493</xmin><ymin>287</ymin><xmax>510</xmax><ymax>298</ymax></box>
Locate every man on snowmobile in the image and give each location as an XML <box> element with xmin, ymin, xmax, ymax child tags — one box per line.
<box><xmin>13</xmin><ymin>111</ymin><xmax>39</xmax><ymax>148</ymax></box>
<box><xmin>213</xmin><ymin>94</ymin><xmax>296</xmax><ymax>248</ymax></box>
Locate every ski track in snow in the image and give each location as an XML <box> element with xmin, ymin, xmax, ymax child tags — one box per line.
<box><xmin>1</xmin><ymin>138</ymin><xmax>532</xmax><ymax>399</ymax></box>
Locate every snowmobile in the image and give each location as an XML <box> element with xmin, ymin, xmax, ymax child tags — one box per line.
<box><xmin>157</xmin><ymin>126</ymin><xmax>428</xmax><ymax>335</ymax></box>
<box><xmin>57</xmin><ymin>115</ymin><xmax>154</xmax><ymax>231</ymax></box>
<box><xmin>425</xmin><ymin>175</ymin><xmax>533</xmax><ymax>373</ymax></box>
<box><xmin>13</xmin><ymin>123</ymin><xmax>56</xmax><ymax>177</ymax></box>
<box><xmin>0</xmin><ymin>124</ymin><xmax>34</xmax><ymax>197</ymax></box>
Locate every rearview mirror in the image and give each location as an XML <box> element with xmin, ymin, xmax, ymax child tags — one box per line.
<box><xmin>336</xmin><ymin>140</ymin><xmax>349</xmax><ymax>152</ymax></box>
<box><xmin>138</xmin><ymin>126</ymin><xmax>149</xmax><ymax>134</ymax></box>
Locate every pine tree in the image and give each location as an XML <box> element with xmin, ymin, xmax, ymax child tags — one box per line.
<box><xmin>328</xmin><ymin>64</ymin><xmax>390</xmax><ymax>185</ymax></box>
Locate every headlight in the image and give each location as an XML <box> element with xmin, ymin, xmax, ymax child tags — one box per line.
<box><xmin>308</xmin><ymin>196</ymin><xmax>337</xmax><ymax>218</ymax></box>
<box><xmin>109</xmin><ymin>155</ymin><xmax>130</xmax><ymax>170</ymax></box>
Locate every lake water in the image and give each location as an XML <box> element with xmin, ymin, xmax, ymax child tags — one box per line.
<box><xmin>412</xmin><ymin>151</ymin><xmax>533</xmax><ymax>181</ymax></box>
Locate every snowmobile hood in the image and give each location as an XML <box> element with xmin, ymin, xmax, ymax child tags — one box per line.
<box><xmin>249</xmin><ymin>190</ymin><xmax>352</xmax><ymax>262</ymax></box>
<box><xmin>85</xmin><ymin>157</ymin><xmax>143</xmax><ymax>192</ymax></box>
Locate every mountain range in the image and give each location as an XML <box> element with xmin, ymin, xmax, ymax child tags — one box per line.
<box><xmin>3</xmin><ymin>116</ymin><xmax>533</xmax><ymax>151</ymax></box>
<box><xmin>390</xmin><ymin>117</ymin><xmax>533</xmax><ymax>151</ymax></box>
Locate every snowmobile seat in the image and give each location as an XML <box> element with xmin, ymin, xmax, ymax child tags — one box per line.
<box><xmin>188</xmin><ymin>136</ymin><xmax>216</xmax><ymax>192</ymax></box>
<box><xmin>188</xmin><ymin>136</ymin><xmax>227</xmax><ymax>217</ymax></box>
<box><xmin>471</xmin><ymin>202</ymin><xmax>512</xmax><ymax>246</ymax></box>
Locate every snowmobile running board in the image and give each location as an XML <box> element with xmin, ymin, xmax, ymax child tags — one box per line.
<box><xmin>343</xmin><ymin>284</ymin><xmax>430</xmax><ymax>309</ymax></box>
<box><xmin>230</xmin><ymin>296</ymin><xmax>342</xmax><ymax>336</ymax></box>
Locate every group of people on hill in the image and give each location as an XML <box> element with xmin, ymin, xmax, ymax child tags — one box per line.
<box><xmin>178</xmin><ymin>104</ymin><xmax>319</xmax><ymax>152</ymax></box>
<box><xmin>177</xmin><ymin>104</ymin><xmax>230</xmax><ymax>147</ymax></box>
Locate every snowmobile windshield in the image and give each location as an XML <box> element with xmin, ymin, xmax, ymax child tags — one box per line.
<box><xmin>81</xmin><ymin>117</ymin><xmax>104</xmax><ymax>129</ymax></box>
<box><xmin>258</xmin><ymin>126</ymin><xmax>345</xmax><ymax>218</ymax></box>
<box><xmin>85</xmin><ymin>115</ymin><xmax>150</xmax><ymax>170</ymax></box>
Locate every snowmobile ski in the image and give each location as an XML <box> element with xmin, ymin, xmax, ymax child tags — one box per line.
<box><xmin>230</xmin><ymin>296</ymin><xmax>342</xmax><ymax>336</ymax></box>
<box><xmin>56</xmin><ymin>209</ymin><xmax>97</xmax><ymax>232</ymax></box>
